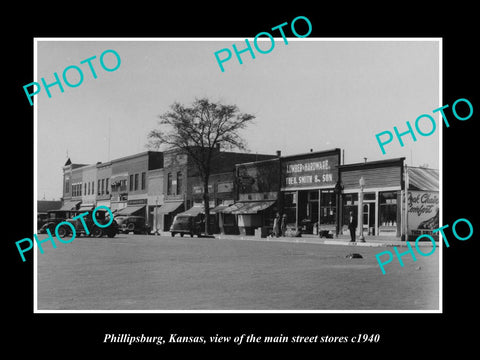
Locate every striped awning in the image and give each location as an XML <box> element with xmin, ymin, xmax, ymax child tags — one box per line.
<box><xmin>408</xmin><ymin>167</ymin><xmax>439</xmax><ymax>191</ymax></box>
<box><xmin>221</xmin><ymin>200</ymin><xmax>276</xmax><ymax>215</ymax></box>
<box><xmin>177</xmin><ymin>205</ymin><xmax>204</xmax><ymax>217</ymax></box>
<box><xmin>59</xmin><ymin>200</ymin><xmax>81</xmax><ymax>211</ymax></box>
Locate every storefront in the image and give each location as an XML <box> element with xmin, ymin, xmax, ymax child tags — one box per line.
<box><xmin>223</xmin><ymin>158</ymin><xmax>281</xmax><ymax>236</ymax></box>
<box><xmin>280</xmin><ymin>149</ymin><xmax>341</xmax><ymax>235</ymax></box>
<box><xmin>338</xmin><ymin>157</ymin><xmax>405</xmax><ymax>238</ymax></box>
<box><xmin>157</xmin><ymin>200</ymin><xmax>184</xmax><ymax>231</ymax></box>
<box><xmin>116</xmin><ymin>198</ymin><xmax>147</xmax><ymax>218</ymax></box>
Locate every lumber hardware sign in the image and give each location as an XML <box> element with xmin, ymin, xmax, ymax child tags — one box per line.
<box><xmin>282</xmin><ymin>155</ymin><xmax>338</xmax><ymax>189</ymax></box>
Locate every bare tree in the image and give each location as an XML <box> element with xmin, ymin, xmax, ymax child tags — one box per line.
<box><xmin>147</xmin><ymin>98</ymin><xmax>255</xmax><ymax>234</ymax></box>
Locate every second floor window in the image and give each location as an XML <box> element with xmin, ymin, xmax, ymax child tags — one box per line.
<box><xmin>129</xmin><ymin>175</ymin><xmax>133</xmax><ymax>191</ymax></box>
<box><xmin>141</xmin><ymin>172</ymin><xmax>146</xmax><ymax>190</ymax></box>
<box><xmin>176</xmin><ymin>172</ymin><xmax>183</xmax><ymax>195</ymax></box>
<box><xmin>106</xmin><ymin>178</ymin><xmax>109</xmax><ymax>195</ymax></box>
<box><xmin>167</xmin><ymin>173</ymin><xmax>172</xmax><ymax>195</ymax></box>
<box><xmin>134</xmin><ymin>173</ymin><xmax>139</xmax><ymax>191</ymax></box>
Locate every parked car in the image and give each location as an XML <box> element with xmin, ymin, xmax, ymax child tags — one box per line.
<box><xmin>115</xmin><ymin>215</ymin><xmax>149</xmax><ymax>234</ymax></box>
<box><xmin>56</xmin><ymin>208</ymin><xmax>118</xmax><ymax>238</ymax></box>
<box><xmin>37</xmin><ymin>212</ymin><xmax>49</xmax><ymax>231</ymax></box>
<box><xmin>39</xmin><ymin>210</ymin><xmax>79</xmax><ymax>234</ymax></box>
<box><xmin>170</xmin><ymin>215</ymin><xmax>203</xmax><ymax>237</ymax></box>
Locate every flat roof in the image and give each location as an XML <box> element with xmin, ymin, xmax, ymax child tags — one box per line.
<box><xmin>338</xmin><ymin>157</ymin><xmax>405</xmax><ymax>170</ymax></box>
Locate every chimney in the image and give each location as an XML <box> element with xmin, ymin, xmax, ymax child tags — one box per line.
<box><xmin>276</xmin><ymin>150</ymin><xmax>281</xmax><ymax>157</ymax></box>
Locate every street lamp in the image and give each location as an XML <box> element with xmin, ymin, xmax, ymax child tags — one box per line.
<box><xmin>358</xmin><ymin>176</ymin><xmax>366</xmax><ymax>242</ymax></box>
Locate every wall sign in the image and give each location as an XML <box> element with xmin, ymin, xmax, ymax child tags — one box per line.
<box><xmin>282</xmin><ymin>155</ymin><xmax>338</xmax><ymax>189</ymax></box>
<box><xmin>407</xmin><ymin>191</ymin><xmax>439</xmax><ymax>231</ymax></box>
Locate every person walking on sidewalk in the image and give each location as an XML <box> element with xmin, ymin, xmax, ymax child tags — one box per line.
<box><xmin>273</xmin><ymin>213</ymin><xmax>281</xmax><ymax>237</ymax></box>
<box><xmin>281</xmin><ymin>214</ymin><xmax>287</xmax><ymax>237</ymax></box>
<box><xmin>348</xmin><ymin>211</ymin><xmax>357</xmax><ymax>242</ymax></box>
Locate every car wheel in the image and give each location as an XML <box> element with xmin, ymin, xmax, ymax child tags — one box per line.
<box><xmin>57</xmin><ymin>226</ymin><xmax>69</xmax><ymax>238</ymax></box>
<box><xmin>107</xmin><ymin>232</ymin><xmax>115</xmax><ymax>238</ymax></box>
<box><xmin>171</xmin><ymin>232</ymin><xmax>175</xmax><ymax>237</ymax></box>
<box><xmin>127</xmin><ymin>223</ymin><xmax>135</xmax><ymax>232</ymax></box>
<box><xmin>93</xmin><ymin>228</ymin><xmax>104</xmax><ymax>238</ymax></box>
<box><xmin>190</xmin><ymin>233</ymin><xmax>193</xmax><ymax>237</ymax></box>
<box><xmin>180</xmin><ymin>233</ymin><xmax>184</xmax><ymax>237</ymax></box>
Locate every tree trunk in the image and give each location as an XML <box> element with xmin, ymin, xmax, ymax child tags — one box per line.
<box><xmin>203</xmin><ymin>174</ymin><xmax>210</xmax><ymax>235</ymax></box>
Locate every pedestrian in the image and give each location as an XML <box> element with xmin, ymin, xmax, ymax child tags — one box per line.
<box><xmin>348</xmin><ymin>211</ymin><xmax>357</xmax><ymax>242</ymax></box>
<box><xmin>281</xmin><ymin>214</ymin><xmax>287</xmax><ymax>237</ymax></box>
<box><xmin>273</xmin><ymin>213</ymin><xmax>281</xmax><ymax>237</ymax></box>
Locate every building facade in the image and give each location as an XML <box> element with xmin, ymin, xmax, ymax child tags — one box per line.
<box><xmin>110</xmin><ymin>151</ymin><xmax>163</xmax><ymax>221</ymax></box>
<box><xmin>158</xmin><ymin>146</ymin><xmax>278</xmax><ymax>232</ymax></box>
<box><xmin>338</xmin><ymin>157</ymin><xmax>405</xmax><ymax>238</ymax></box>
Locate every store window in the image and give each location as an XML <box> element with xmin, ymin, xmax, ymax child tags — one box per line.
<box><xmin>320</xmin><ymin>189</ymin><xmax>336</xmax><ymax>225</ymax></box>
<box><xmin>141</xmin><ymin>172</ymin><xmax>146</xmax><ymax>190</ymax></box>
<box><xmin>379</xmin><ymin>191</ymin><xmax>397</xmax><ymax>227</ymax></box>
<box><xmin>283</xmin><ymin>191</ymin><xmax>297</xmax><ymax>225</ymax></box>
<box><xmin>167</xmin><ymin>173</ymin><xmax>172</xmax><ymax>195</ymax></box>
<box><xmin>176</xmin><ymin>172</ymin><xmax>182</xmax><ymax>194</ymax></box>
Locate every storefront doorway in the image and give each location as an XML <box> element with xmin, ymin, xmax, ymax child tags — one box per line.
<box><xmin>361</xmin><ymin>202</ymin><xmax>376</xmax><ymax>235</ymax></box>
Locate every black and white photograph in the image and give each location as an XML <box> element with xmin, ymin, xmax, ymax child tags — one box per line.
<box><xmin>6</xmin><ymin>6</ymin><xmax>478</xmax><ymax>355</ymax></box>
<box><xmin>34</xmin><ymin>38</ymin><xmax>441</xmax><ymax>312</ymax></box>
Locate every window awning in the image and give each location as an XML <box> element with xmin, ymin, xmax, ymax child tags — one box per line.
<box><xmin>115</xmin><ymin>205</ymin><xmax>145</xmax><ymax>216</ymax></box>
<box><xmin>157</xmin><ymin>201</ymin><xmax>184</xmax><ymax>214</ymax></box>
<box><xmin>233</xmin><ymin>200</ymin><xmax>275</xmax><ymax>214</ymax></box>
<box><xmin>59</xmin><ymin>200</ymin><xmax>81</xmax><ymax>211</ymax></box>
<box><xmin>210</xmin><ymin>204</ymin><xmax>229</xmax><ymax>214</ymax></box>
<box><xmin>177</xmin><ymin>205</ymin><xmax>204</xmax><ymax>217</ymax></box>
<box><xmin>221</xmin><ymin>200</ymin><xmax>276</xmax><ymax>214</ymax></box>
<box><xmin>78</xmin><ymin>203</ymin><xmax>95</xmax><ymax>212</ymax></box>
<box><xmin>220</xmin><ymin>202</ymin><xmax>246</xmax><ymax>214</ymax></box>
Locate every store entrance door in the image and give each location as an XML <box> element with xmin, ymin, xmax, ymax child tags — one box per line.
<box><xmin>362</xmin><ymin>203</ymin><xmax>376</xmax><ymax>235</ymax></box>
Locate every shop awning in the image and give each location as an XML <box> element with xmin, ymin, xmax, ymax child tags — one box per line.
<box><xmin>232</xmin><ymin>200</ymin><xmax>276</xmax><ymax>214</ymax></box>
<box><xmin>210</xmin><ymin>204</ymin><xmax>230</xmax><ymax>214</ymax></box>
<box><xmin>178</xmin><ymin>205</ymin><xmax>204</xmax><ymax>217</ymax></box>
<box><xmin>115</xmin><ymin>205</ymin><xmax>145</xmax><ymax>216</ymax></box>
<box><xmin>59</xmin><ymin>200</ymin><xmax>81</xmax><ymax>211</ymax></box>
<box><xmin>78</xmin><ymin>203</ymin><xmax>94</xmax><ymax>212</ymax></box>
<box><xmin>408</xmin><ymin>167</ymin><xmax>439</xmax><ymax>191</ymax></box>
<box><xmin>157</xmin><ymin>201</ymin><xmax>184</xmax><ymax>214</ymax></box>
<box><xmin>220</xmin><ymin>202</ymin><xmax>246</xmax><ymax>214</ymax></box>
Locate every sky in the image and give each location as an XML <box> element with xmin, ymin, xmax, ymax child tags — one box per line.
<box><xmin>36</xmin><ymin>39</ymin><xmax>440</xmax><ymax>200</ymax></box>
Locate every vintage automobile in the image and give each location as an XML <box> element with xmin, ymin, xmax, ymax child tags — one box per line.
<box><xmin>56</xmin><ymin>208</ymin><xmax>118</xmax><ymax>238</ymax></box>
<box><xmin>170</xmin><ymin>214</ymin><xmax>203</xmax><ymax>237</ymax></box>
<box><xmin>37</xmin><ymin>212</ymin><xmax>49</xmax><ymax>231</ymax></box>
<box><xmin>115</xmin><ymin>215</ymin><xmax>149</xmax><ymax>234</ymax></box>
<box><xmin>39</xmin><ymin>210</ymin><xmax>79</xmax><ymax>234</ymax></box>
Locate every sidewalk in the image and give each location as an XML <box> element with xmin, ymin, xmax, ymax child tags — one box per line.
<box><xmin>213</xmin><ymin>233</ymin><xmax>437</xmax><ymax>248</ymax></box>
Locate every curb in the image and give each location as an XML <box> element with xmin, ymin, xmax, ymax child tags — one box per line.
<box><xmin>212</xmin><ymin>235</ymin><xmax>437</xmax><ymax>248</ymax></box>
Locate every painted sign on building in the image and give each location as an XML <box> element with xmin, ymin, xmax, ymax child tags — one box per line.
<box><xmin>282</xmin><ymin>155</ymin><xmax>338</xmax><ymax>189</ymax></box>
<box><xmin>236</xmin><ymin>159</ymin><xmax>280</xmax><ymax>195</ymax></box>
<box><xmin>407</xmin><ymin>191</ymin><xmax>439</xmax><ymax>231</ymax></box>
